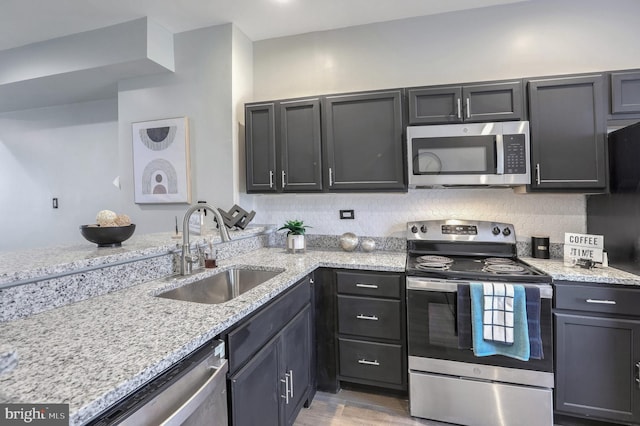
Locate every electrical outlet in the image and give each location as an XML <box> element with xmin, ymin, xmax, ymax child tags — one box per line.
<box><xmin>339</xmin><ymin>209</ymin><xmax>354</xmax><ymax>219</ymax></box>
<box><xmin>52</xmin><ymin>198</ymin><xmax>58</xmax><ymax>209</ymax></box>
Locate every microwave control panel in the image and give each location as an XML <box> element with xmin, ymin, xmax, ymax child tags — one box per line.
<box><xmin>503</xmin><ymin>134</ymin><xmax>526</xmax><ymax>174</ymax></box>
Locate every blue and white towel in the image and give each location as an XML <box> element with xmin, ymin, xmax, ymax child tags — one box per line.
<box><xmin>470</xmin><ymin>283</ymin><xmax>530</xmax><ymax>361</ymax></box>
<box><xmin>482</xmin><ymin>282</ymin><xmax>515</xmax><ymax>344</ymax></box>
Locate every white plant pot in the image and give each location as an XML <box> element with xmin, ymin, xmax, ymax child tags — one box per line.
<box><xmin>287</xmin><ymin>234</ymin><xmax>306</xmax><ymax>253</ymax></box>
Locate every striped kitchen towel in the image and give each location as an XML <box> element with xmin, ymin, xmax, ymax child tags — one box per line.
<box><xmin>482</xmin><ymin>282</ymin><xmax>515</xmax><ymax>344</ymax></box>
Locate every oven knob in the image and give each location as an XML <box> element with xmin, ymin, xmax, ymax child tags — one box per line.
<box><xmin>492</xmin><ymin>226</ymin><xmax>501</xmax><ymax>235</ymax></box>
<box><xmin>502</xmin><ymin>227</ymin><xmax>512</xmax><ymax>236</ymax></box>
<box><xmin>420</xmin><ymin>225</ymin><xmax>428</xmax><ymax>233</ymax></box>
<box><xmin>411</xmin><ymin>225</ymin><xmax>418</xmax><ymax>234</ymax></box>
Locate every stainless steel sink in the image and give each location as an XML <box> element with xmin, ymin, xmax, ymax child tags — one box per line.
<box><xmin>156</xmin><ymin>268</ymin><xmax>283</xmax><ymax>304</ymax></box>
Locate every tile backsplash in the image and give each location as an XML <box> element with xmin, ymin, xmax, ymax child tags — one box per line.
<box><xmin>250</xmin><ymin>188</ymin><xmax>585</xmax><ymax>244</ymax></box>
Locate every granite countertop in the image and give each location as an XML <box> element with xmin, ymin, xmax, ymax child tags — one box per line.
<box><xmin>523</xmin><ymin>257</ymin><xmax>640</xmax><ymax>286</ymax></box>
<box><xmin>0</xmin><ymin>226</ymin><xmax>272</xmax><ymax>287</ymax></box>
<box><xmin>0</xmin><ymin>247</ymin><xmax>406</xmax><ymax>426</ymax></box>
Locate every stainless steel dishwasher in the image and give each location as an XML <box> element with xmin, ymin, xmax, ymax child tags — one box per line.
<box><xmin>89</xmin><ymin>340</ymin><xmax>228</xmax><ymax>426</ymax></box>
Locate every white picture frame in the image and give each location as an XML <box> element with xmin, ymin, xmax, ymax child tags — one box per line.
<box><xmin>132</xmin><ymin>117</ymin><xmax>191</xmax><ymax>204</ymax></box>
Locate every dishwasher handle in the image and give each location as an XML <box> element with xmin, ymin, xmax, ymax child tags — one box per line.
<box><xmin>161</xmin><ymin>359</ymin><xmax>228</xmax><ymax>426</ymax></box>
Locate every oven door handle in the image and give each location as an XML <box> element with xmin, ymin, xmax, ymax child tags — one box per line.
<box><xmin>495</xmin><ymin>134</ymin><xmax>504</xmax><ymax>175</ymax></box>
<box><xmin>406</xmin><ymin>277</ymin><xmax>553</xmax><ymax>299</ymax></box>
<box><xmin>406</xmin><ymin>277</ymin><xmax>457</xmax><ymax>292</ymax></box>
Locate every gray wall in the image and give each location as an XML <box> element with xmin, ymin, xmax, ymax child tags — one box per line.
<box><xmin>0</xmin><ymin>23</ymin><xmax>243</xmax><ymax>250</ymax></box>
<box><xmin>0</xmin><ymin>99</ymin><xmax>121</xmax><ymax>249</ymax></box>
<box><xmin>253</xmin><ymin>0</ymin><xmax>640</xmax><ymax>100</ymax></box>
<box><xmin>118</xmin><ymin>24</ymin><xmax>236</xmax><ymax>236</ymax></box>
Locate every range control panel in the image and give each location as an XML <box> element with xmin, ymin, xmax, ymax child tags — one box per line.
<box><xmin>407</xmin><ymin>219</ymin><xmax>516</xmax><ymax>243</ymax></box>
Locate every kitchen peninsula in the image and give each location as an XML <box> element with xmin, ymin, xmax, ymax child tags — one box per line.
<box><xmin>0</xmin><ymin>230</ymin><xmax>405</xmax><ymax>425</ymax></box>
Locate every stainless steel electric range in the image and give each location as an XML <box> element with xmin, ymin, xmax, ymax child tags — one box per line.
<box><xmin>405</xmin><ymin>219</ymin><xmax>554</xmax><ymax>426</ymax></box>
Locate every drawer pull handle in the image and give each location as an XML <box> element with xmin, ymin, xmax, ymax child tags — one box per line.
<box><xmin>358</xmin><ymin>359</ymin><xmax>380</xmax><ymax>366</ymax></box>
<box><xmin>586</xmin><ymin>299</ymin><xmax>616</xmax><ymax>305</ymax></box>
<box><xmin>356</xmin><ymin>283</ymin><xmax>378</xmax><ymax>289</ymax></box>
<box><xmin>356</xmin><ymin>314</ymin><xmax>379</xmax><ymax>321</ymax></box>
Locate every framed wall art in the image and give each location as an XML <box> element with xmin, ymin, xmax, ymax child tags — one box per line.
<box><xmin>132</xmin><ymin>117</ymin><xmax>191</xmax><ymax>204</ymax></box>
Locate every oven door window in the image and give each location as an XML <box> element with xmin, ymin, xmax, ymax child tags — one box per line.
<box><xmin>407</xmin><ymin>289</ymin><xmax>553</xmax><ymax>373</ymax></box>
<box><xmin>411</xmin><ymin>136</ymin><xmax>496</xmax><ymax>175</ymax></box>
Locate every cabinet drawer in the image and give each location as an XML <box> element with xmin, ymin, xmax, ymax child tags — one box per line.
<box><xmin>338</xmin><ymin>295</ymin><xmax>401</xmax><ymax>340</ymax></box>
<box><xmin>338</xmin><ymin>338</ymin><xmax>404</xmax><ymax>385</ymax></box>
<box><xmin>336</xmin><ymin>270</ymin><xmax>402</xmax><ymax>298</ymax></box>
<box><xmin>555</xmin><ymin>282</ymin><xmax>640</xmax><ymax>316</ymax></box>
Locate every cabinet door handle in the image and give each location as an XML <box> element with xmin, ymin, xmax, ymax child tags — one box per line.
<box><xmin>280</xmin><ymin>375</ymin><xmax>290</xmax><ymax>404</ymax></box>
<box><xmin>456</xmin><ymin>98</ymin><xmax>462</xmax><ymax>119</ymax></box>
<box><xmin>358</xmin><ymin>359</ymin><xmax>380</xmax><ymax>366</ymax></box>
<box><xmin>535</xmin><ymin>163</ymin><xmax>541</xmax><ymax>185</ymax></box>
<box><xmin>635</xmin><ymin>362</ymin><xmax>640</xmax><ymax>389</ymax></box>
<box><xmin>356</xmin><ymin>314</ymin><xmax>379</xmax><ymax>321</ymax></box>
<box><xmin>288</xmin><ymin>369</ymin><xmax>294</xmax><ymax>398</ymax></box>
<box><xmin>269</xmin><ymin>170</ymin><xmax>274</xmax><ymax>188</ymax></box>
<box><xmin>328</xmin><ymin>167</ymin><xmax>334</xmax><ymax>186</ymax></box>
<box><xmin>586</xmin><ymin>299</ymin><xmax>616</xmax><ymax>305</ymax></box>
<box><xmin>466</xmin><ymin>97</ymin><xmax>471</xmax><ymax>119</ymax></box>
<box><xmin>281</xmin><ymin>170</ymin><xmax>286</xmax><ymax>188</ymax></box>
<box><xmin>356</xmin><ymin>283</ymin><xmax>378</xmax><ymax>289</ymax></box>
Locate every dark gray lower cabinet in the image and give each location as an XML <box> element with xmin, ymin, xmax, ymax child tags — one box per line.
<box><xmin>527</xmin><ymin>74</ymin><xmax>607</xmax><ymax>191</ymax></box>
<box><xmin>554</xmin><ymin>282</ymin><xmax>640</xmax><ymax>425</ymax></box>
<box><xmin>226</xmin><ymin>277</ymin><xmax>314</xmax><ymax>426</ymax></box>
<box><xmin>335</xmin><ymin>270</ymin><xmax>406</xmax><ymax>391</ymax></box>
<box><xmin>229</xmin><ymin>342</ymin><xmax>280</xmax><ymax>425</ymax></box>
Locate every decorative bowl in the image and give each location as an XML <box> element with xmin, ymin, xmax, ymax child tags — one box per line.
<box><xmin>80</xmin><ymin>224</ymin><xmax>136</xmax><ymax>247</ymax></box>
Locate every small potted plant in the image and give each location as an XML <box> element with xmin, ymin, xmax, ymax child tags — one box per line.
<box><xmin>278</xmin><ymin>219</ymin><xmax>311</xmax><ymax>253</ymax></box>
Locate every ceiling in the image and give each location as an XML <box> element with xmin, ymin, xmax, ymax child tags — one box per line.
<box><xmin>0</xmin><ymin>0</ymin><xmax>528</xmax><ymax>51</ymax></box>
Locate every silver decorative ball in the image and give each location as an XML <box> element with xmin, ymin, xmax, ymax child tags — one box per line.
<box><xmin>361</xmin><ymin>238</ymin><xmax>376</xmax><ymax>252</ymax></box>
<box><xmin>340</xmin><ymin>232</ymin><xmax>359</xmax><ymax>252</ymax></box>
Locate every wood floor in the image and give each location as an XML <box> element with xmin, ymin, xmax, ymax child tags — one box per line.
<box><xmin>294</xmin><ymin>389</ymin><xmax>445</xmax><ymax>426</ymax></box>
<box><xmin>295</xmin><ymin>389</ymin><xmax>588</xmax><ymax>426</ymax></box>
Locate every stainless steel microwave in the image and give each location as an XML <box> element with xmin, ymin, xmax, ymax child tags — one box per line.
<box><xmin>406</xmin><ymin>121</ymin><xmax>531</xmax><ymax>187</ymax></box>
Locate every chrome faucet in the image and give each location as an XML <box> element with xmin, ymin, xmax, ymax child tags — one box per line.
<box><xmin>180</xmin><ymin>203</ymin><xmax>231</xmax><ymax>275</ymax></box>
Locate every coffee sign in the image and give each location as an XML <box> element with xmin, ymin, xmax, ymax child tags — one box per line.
<box><xmin>564</xmin><ymin>232</ymin><xmax>604</xmax><ymax>265</ymax></box>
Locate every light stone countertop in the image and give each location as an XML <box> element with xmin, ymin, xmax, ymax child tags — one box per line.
<box><xmin>0</xmin><ymin>226</ymin><xmax>273</xmax><ymax>286</ymax></box>
<box><xmin>523</xmin><ymin>257</ymin><xmax>640</xmax><ymax>286</ymax></box>
<box><xmin>0</xmin><ymin>247</ymin><xmax>406</xmax><ymax>426</ymax></box>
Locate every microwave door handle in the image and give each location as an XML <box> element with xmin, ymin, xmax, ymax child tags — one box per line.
<box><xmin>495</xmin><ymin>135</ymin><xmax>504</xmax><ymax>175</ymax></box>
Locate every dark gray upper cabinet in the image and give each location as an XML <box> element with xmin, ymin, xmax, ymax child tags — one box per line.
<box><xmin>527</xmin><ymin>74</ymin><xmax>607</xmax><ymax>191</ymax></box>
<box><xmin>609</xmin><ymin>69</ymin><xmax>640</xmax><ymax>119</ymax></box>
<box><xmin>554</xmin><ymin>282</ymin><xmax>640</xmax><ymax>425</ymax></box>
<box><xmin>245</xmin><ymin>102</ymin><xmax>277</xmax><ymax>193</ymax></box>
<box><xmin>245</xmin><ymin>98</ymin><xmax>322</xmax><ymax>194</ymax></box>
<box><xmin>322</xmin><ymin>90</ymin><xmax>406</xmax><ymax>191</ymax></box>
<box><xmin>279</xmin><ymin>99</ymin><xmax>323</xmax><ymax>192</ymax></box>
<box><xmin>407</xmin><ymin>80</ymin><xmax>524</xmax><ymax>125</ymax></box>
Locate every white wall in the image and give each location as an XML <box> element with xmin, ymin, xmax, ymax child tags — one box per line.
<box><xmin>0</xmin><ymin>99</ymin><xmax>120</xmax><ymax>250</ymax></box>
<box><xmin>232</xmin><ymin>26</ymin><xmax>254</xmax><ymax>205</ymax></box>
<box><xmin>118</xmin><ymin>24</ymin><xmax>236</xmax><ymax>236</ymax></box>
<box><xmin>246</xmin><ymin>0</ymin><xmax>640</xmax><ymax>243</ymax></box>
<box><xmin>252</xmin><ymin>190</ymin><xmax>585</xmax><ymax>243</ymax></box>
